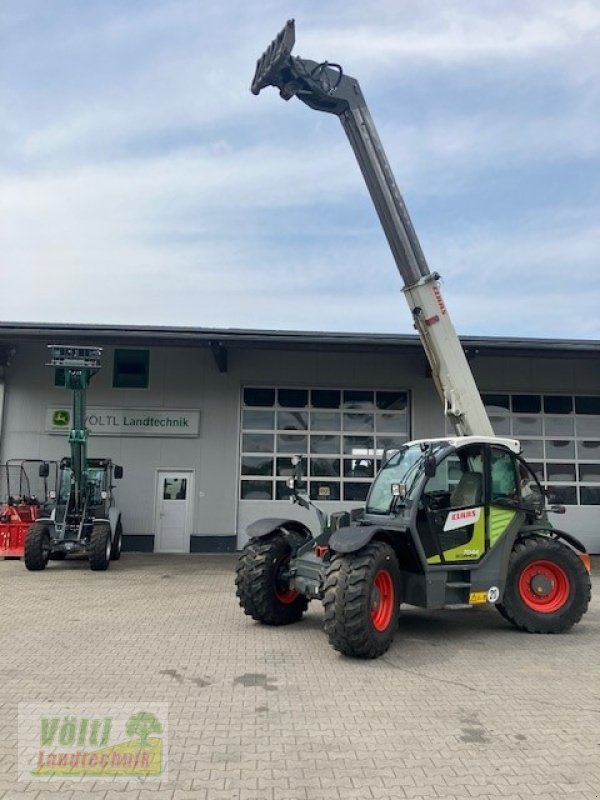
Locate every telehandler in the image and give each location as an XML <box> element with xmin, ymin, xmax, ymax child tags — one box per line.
<box><xmin>235</xmin><ymin>20</ymin><xmax>591</xmax><ymax>658</ymax></box>
<box><xmin>24</xmin><ymin>345</ymin><xmax>124</xmax><ymax>571</ymax></box>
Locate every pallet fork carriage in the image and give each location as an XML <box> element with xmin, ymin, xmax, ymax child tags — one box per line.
<box><xmin>24</xmin><ymin>346</ymin><xmax>125</xmax><ymax>572</ymax></box>
<box><xmin>236</xmin><ymin>20</ymin><xmax>592</xmax><ymax>658</ymax></box>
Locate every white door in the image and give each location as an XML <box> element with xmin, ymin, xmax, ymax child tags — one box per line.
<box><xmin>155</xmin><ymin>471</ymin><xmax>193</xmax><ymax>553</ymax></box>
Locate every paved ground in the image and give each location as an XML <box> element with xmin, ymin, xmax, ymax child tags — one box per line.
<box><xmin>0</xmin><ymin>553</ymin><xmax>599</xmax><ymax>800</ymax></box>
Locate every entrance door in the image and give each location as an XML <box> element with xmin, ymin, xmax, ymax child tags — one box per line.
<box><xmin>155</xmin><ymin>471</ymin><xmax>193</xmax><ymax>553</ymax></box>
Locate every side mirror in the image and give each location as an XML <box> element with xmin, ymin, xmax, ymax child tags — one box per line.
<box><xmin>291</xmin><ymin>454</ymin><xmax>304</xmax><ymax>482</ymax></box>
<box><xmin>38</xmin><ymin>462</ymin><xmax>50</xmax><ymax>478</ymax></box>
<box><xmin>424</xmin><ymin>454</ymin><xmax>437</xmax><ymax>478</ymax></box>
<box><xmin>549</xmin><ymin>504</ymin><xmax>566</xmax><ymax>515</ymax></box>
<box><xmin>114</xmin><ymin>465</ymin><xmax>123</xmax><ymax>479</ymax></box>
<box><xmin>286</xmin><ymin>455</ymin><xmax>306</xmax><ymax>495</ymax></box>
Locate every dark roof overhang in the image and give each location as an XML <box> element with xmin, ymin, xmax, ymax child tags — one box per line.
<box><xmin>0</xmin><ymin>321</ymin><xmax>597</xmax><ymax>373</ymax></box>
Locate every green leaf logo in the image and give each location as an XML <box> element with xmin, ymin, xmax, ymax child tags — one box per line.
<box><xmin>53</xmin><ymin>410</ymin><xmax>70</xmax><ymax>427</ymax></box>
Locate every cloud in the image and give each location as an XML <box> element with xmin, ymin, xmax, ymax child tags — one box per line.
<box><xmin>0</xmin><ymin>0</ymin><xmax>598</xmax><ymax>341</ymax></box>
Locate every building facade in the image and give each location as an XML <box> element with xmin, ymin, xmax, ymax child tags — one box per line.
<box><xmin>1</xmin><ymin>323</ymin><xmax>599</xmax><ymax>553</ymax></box>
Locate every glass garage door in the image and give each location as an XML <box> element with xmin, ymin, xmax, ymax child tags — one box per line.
<box><xmin>483</xmin><ymin>393</ymin><xmax>600</xmax><ymax>507</ymax></box>
<box><xmin>240</xmin><ymin>387</ymin><xmax>410</xmax><ymax>504</ymax></box>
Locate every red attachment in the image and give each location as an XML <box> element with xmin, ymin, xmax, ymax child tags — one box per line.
<box><xmin>0</xmin><ymin>503</ymin><xmax>41</xmax><ymax>557</ymax></box>
<box><xmin>518</xmin><ymin>559</ymin><xmax>571</xmax><ymax>613</ymax></box>
<box><xmin>314</xmin><ymin>544</ymin><xmax>329</xmax><ymax>559</ymax></box>
<box><xmin>370</xmin><ymin>569</ymin><xmax>395</xmax><ymax>631</ymax></box>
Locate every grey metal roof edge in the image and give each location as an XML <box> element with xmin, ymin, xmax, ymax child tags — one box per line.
<box><xmin>0</xmin><ymin>321</ymin><xmax>597</xmax><ymax>353</ymax></box>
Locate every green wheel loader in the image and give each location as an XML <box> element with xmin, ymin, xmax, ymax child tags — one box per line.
<box><xmin>24</xmin><ymin>345</ymin><xmax>124</xmax><ymax>571</ymax></box>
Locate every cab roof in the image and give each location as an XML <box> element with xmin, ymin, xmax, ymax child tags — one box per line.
<box><xmin>406</xmin><ymin>436</ymin><xmax>521</xmax><ymax>455</ymax></box>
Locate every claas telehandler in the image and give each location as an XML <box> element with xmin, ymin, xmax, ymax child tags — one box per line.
<box><xmin>235</xmin><ymin>20</ymin><xmax>592</xmax><ymax>658</ymax></box>
<box><xmin>24</xmin><ymin>345</ymin><xmax>124</xmax><ymax>571</ymax></box>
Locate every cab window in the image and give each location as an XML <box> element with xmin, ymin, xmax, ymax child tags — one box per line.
<box><xmin>422</xmin><ymin>445</ymin><xmax>484</xmax><ymax>510</ymax></box>
<box><xmin>517</xmin><ymin>460</ymin><xmax>544</xmax><ymax>506</ymax></box>
<box><xmin>490</xmin><ymin>448</ymin><xmax>518</xmax><ymax>503</ymax></box>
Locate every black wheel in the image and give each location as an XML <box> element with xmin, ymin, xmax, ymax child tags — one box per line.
<box><xmin>89</xmin><ymin>523</ymin><xmax>111</xmax><ymax>571</ymax></box>
<box><xmin>235</xmin><ymin>533</ymin><xmax>309</xmax><ymax>625</ymax></box>
<box><xmin>323</xmin><ymin>541</ymin><xmax>401</xmax><ymax>659</ymax></box>
<box><xmin>496</xmin><ymin>536</ymin><xmax>591</xmax><ymax>633</ymax></box>
<box><xmin>49</xmin><ymin>551</ymin><xmax>67</xmax><ymax>561</ymax></box>
<box><xmin>110</xmin><ymin>520</ymin><xmax>123</xmax><ymax>561</ymax></box>
<box><xmin>24</xmin><ymin>523</ymin><xmax>51</xmax><ymax>571</ymax></box>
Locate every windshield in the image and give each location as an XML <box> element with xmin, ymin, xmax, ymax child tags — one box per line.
<box><xmin>366</xmin><ymin>443</ymin><xmax>445</xmax><ymax>515</ymax></box>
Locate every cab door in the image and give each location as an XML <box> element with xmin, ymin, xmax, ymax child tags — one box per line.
<box><xmin>419</xmin><ymin>444</ymin><xmax>486</xmax><ymax>565</ymax></box>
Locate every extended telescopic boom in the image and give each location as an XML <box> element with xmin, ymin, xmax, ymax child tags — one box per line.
<box><xmin>251</xmin><ymin>20</ymin><xmax>493</xmax><ymax>437</ymax></box>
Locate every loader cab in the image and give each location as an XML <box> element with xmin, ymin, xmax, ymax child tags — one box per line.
<box><xmin>366</xmin><ymin>437</ymin><xmax>545</xmax><ymax>567</ymax></box>
<box><xmin>55</xmin><ymin>458</ymin><xmax>123</xmax><ymax>515</ymax></box>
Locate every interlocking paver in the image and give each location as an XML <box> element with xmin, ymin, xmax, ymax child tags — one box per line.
<box><xmin>0</xmin><ymin>554</ymin><xmax>598</xmax><ymax>800</ymax></box>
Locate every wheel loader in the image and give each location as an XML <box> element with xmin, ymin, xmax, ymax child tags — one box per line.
<box><xmin>235</xmin><ymin>20</ymin><xmax>592</xmax><ymax>658</ymax></box>
<box><xmin>24</xmin><ymin>345</ymin><xmax>124</xmax><ymax>571</ymax></box>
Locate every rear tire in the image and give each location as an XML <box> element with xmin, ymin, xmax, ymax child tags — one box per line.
<box><xmin>323</xmin><ymin>541</ymin><xmax>400</xmax><ymax>659</ymax></box>
<box><xmin>496</xmin><ymin>536</ymin><xmax>590</xmax><ymax>633</ymax></box>
<box><xmin>24</xmin><ymin>524</ymin><xmax>51</xmax><ymax>571</ymax></box>
<box><xmin>110</xmin><ymin>520</ymin><xmax>123</xmax><ymax>561</ymax></box>
<box><xmin>89</xmin><ymin>523</ymin><xmax>111</xmax><ymax>571</ymax></box>
<box><xmin>235</xmin><ymin>533</ymin><xmax>308</xmax><ymax>625</ymax></box>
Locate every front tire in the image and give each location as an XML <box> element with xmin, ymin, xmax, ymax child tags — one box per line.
<box><xmin>24</xmin><ymin>524</ymin><xmax>51</xmax><ymax>571</ymax></box>
<box><xmin>323</xmin><ymin>541</ymin><xmax>401</xmax><ymax>659</ymax></box>
<box><xmin>496</xmin><ymin>536</ymin><xmax>591</xmax><ymax>633</ymax></box>
<box><xmin>235</xmin><ymin>533</ymin><xmax>308</xmax><ymax>626</ymax></box>
<box><xmin>89</xmin><ymin>523</ymin><xmax>111</xmax><ymax>571</ymax></box>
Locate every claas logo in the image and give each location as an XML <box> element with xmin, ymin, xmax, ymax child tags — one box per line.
<box><xmin>53</xmin><ymin>410</ymin><xmax>70</xmax><ymax>427</ymax></box>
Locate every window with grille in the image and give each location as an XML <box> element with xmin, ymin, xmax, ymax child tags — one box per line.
<box><xmin>240</xmin><ymin>387</ymin><xmax>410</xmax><ymax>502</ymax></box>
<box><xmin>482</xmin><ymin>393</ymin><xmax>600</xmax><ymax>506</ymax></box>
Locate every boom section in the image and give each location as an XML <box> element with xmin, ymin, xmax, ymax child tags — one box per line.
<box><xmin>47</xmin><ymin>345</ymin><xmax>102</xmax><ymax>511</ymax></box>
<box><xmin>251</xmin><ymin>20</ymin><xmax>493</xmax><ymax>437</ymax></box>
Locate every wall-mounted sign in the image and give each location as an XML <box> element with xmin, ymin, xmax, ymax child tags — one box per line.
<box><xmin>45</xmin><ymin>407</ymin><xmax>200</xmax><ymax>437</ymax></box>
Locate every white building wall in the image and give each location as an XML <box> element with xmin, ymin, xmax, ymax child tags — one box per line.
<box><xmin>1</xmin><ymin>340</ymin><xmax>598</xmax><ymax>552</ymax></box>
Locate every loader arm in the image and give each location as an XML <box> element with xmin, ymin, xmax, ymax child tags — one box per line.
<box><xmin>251</xmin><ymin>20</ymin><xmax>493</xmax><ymax>437</ymax></box>
<box><xmin>47</xmin><ymin>345</ymin><xmax>102</xmax><ymax>514</ymax></box>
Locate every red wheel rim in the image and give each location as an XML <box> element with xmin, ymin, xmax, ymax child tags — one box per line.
<box><xmin>518</xmin><ymin>560</ymin><xmax>571</xmax><ymax>613</ymax></box>
<box><xmin>275</xmin><ymin>586</ymin><xmax>299</xmax><ymax>604</ymax></box>
<box><xmin>274</xmin><ymin>557</ymin><xmax>299</xmax><ymax>605</ymax></box>
<box><xmin>371</xmin><ymin>569</ymin><xmax>395</xmax><ymax>631</ymax></box>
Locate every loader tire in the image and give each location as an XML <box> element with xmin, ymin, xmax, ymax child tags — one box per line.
<box><xmin>110</xmin><ymin>520</ymin><xmax>123</xmax><ymax>561</ymax></box>
<box><xmin>496</xmin><ymin>536</ymin><xmax>591</xmax><ymax>633</ymax></box>
<box><xmin>24</xmin><ymin>523</ymin><xmax>51</xmax><ymax>571</ymax></box>
<box><xmin>323</xmin><ymin>541</ymin><xmax>400</xmax><ymax>659</ymax></box>
<box><xmin>89</xmin><ymin>523</ymin><xmax>111</xmax><ymax>571</ymax></box>
<box><xmin>235</xmin><ymin>533</ymin><xmax>308</xmax><ymax>626</ymax></box>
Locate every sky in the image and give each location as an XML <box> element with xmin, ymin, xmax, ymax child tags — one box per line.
<box><xmin>1</xmin><ymin>0</ymin><xmax>599</xmax><ymax>339</ymax></box>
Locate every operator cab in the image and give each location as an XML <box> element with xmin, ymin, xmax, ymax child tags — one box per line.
<box><xmin>365</xmin><ymin>437</ymin><xmax>545</xmax><ymax>566</ymax></box>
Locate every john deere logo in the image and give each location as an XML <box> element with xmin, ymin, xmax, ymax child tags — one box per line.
<box><xmin>53</xmin><ymin>410</ymin><xmax>70</xmax><ymax>427</ymax></box>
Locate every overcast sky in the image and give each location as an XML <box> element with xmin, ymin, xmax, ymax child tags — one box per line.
<box><xmin>1</xmin><ymin>1</ymin><xmax>599</xmax><ymax>339</ymax></box>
